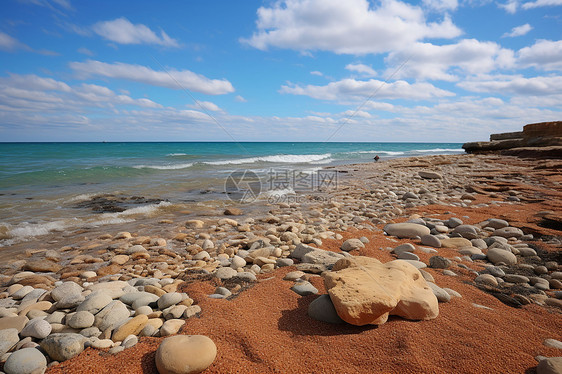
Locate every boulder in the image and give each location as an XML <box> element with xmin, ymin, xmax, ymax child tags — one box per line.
<box><xmin>537</xmin><ymin>357</ymin><xmax>562</xmax><ymax>374</ymax></box>
<box><xmin>40</xmin><ymin>333</ymin><xmax>86</xmax><ymax>362</ymax></box>
<box><xmin>323</xmin><ymin>256</ymin><xmax>438</xmax><ymax>326</ymax></box>
<box><xmin>3</xmin><ymin>347</ymin><xmax>47</xmax><ymax>374</ymax></box>
<box><xmin>487</xmin><ymin>247</ymin><xmax>517</xmax><ymax>265</ymax></box>
<box><xmin>384</xmin><ymin>223</ymin><xmax>430</xmax><ymax>239</ymax></box>
<box><xmin>155</xmin><ymin>335</ymin><xmax>217</xmax><ymax>374</ymax></box>
<box><xmin>308</xmin><ymin>295</ymin><xmax>344</xmax><ymax>324</ymax></box>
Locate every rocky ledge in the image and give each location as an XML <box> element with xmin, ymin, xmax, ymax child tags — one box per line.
<box><xmin>463</xmin><ymin>121</ymin><xmax>562</xmax><ymax>159</ymax></box>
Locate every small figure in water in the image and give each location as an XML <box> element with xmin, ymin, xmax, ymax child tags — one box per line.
<box><xmin>374</xmin><ymin>155</ymin><xmax>380</xmax><ymax>162</ymax></box>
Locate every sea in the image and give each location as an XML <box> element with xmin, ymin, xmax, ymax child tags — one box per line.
<box><xmin>0</xmin><ymin>142</ymin><xmax>463</xmax><ymax>246</ymax></box>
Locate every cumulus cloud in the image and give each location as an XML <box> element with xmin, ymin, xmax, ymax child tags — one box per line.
<box><xmin>502</xmin><ymin>24</ymin><xmax>532</xmax><ymax>38</ymax></box>
<box><xmin>310</xmin><ymin>71</ymin><xmax>324</xmax><ymax>76</ymax></box>
<box><xmin>522</xmin><ymin>0</ymin><xmax>562</xmax><ymax>8</ymax></box>
<box><xmin>517</xmin><ymin>39</ymin><xmax>562</xmax><ymax>71</ymax></box>
<box><xmin>92</xmin><ymin>17</ymin><xmax>180</xmax><ymax>47</ymax></box>
<box><xmin>458</xmin><ymin>74</ymin><xmax>562</xmax><ymax>95</ymax></box>
<box><xmin>345</xmin><ymin>63</ymin><xmax>376</xmax><ymax>77</ymax></box>
<box><xmin>422</xmin><ymin>0</ymin><xmax>459</xmax><ymax>12</ymax></box>
<box><xmin>386</xmin><ymin>39</ymin><xmax>515</xmax><ymax>81</ymax></box>
<box><xmin>69</xmin><ymin>60</ymin><xmax>235</xmax><ymax>95</ymax></box>
<box><xmin>499</xmin><ymin>0</ymin><xmax>519</xmax><ymax>13</ymax></box>
<box><xmin>280</xmin><ymin>78</ymin><xmax>455</xmax><ymax>101</ymax></box>
<box><xmin>242</xmin><ymin>0</ymin><xmax>462</xmax><ymax>54</ymax></box>
<box><xmin>187</xmin><ymin>101</ymin><xmax>221</xmax><ymax>112</ymax></box>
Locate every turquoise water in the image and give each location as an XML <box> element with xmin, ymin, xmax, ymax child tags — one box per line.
<box><xmin>0</xmin><ymin>142</ymin><xmax>463</xmax><ymax>244</ymax></box>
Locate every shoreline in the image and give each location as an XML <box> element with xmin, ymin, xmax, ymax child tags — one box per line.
<box><xmin>0</xmin><ymin>152</ymin><xmax>561</xmax><ymax>373</ymax></box>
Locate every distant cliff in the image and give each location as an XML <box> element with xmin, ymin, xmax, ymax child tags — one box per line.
<box><xmin>462</xmin><ymin>121</ymin><xmax>562</xmax><ymax>159</ymax></box>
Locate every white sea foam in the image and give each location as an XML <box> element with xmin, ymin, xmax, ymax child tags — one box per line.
<box><xmin>355</xmin><ymin>150</ymin><xmax>405</xmax><ymax>156</ymax></box>
<box><xmin>134</xmin><ymin>153</ymin><xmax>332</xmax><ymax>170</ymax></box>
<box><xmin>260</xmin><ymin>187</ymin><xmax>296</xmax><ymax>198</ymax></box>
<box><xmin>133</xmin><ymin>163</ymin><xmax>194</xmax><ymax>170</ymax></box>
<box><xmin>67</xmin><ymin>193</ymin><xmax>97</xmax><ymax>203</ymax></box>
<box><xmin>203</xmin><ymin>153</ymin><xmax>332</xmax><ymax>165</ymax></box>
<box><xmin>166</xmin><ymin>153</ymin><xmax>188</xmax><ymax>156</ymax></box>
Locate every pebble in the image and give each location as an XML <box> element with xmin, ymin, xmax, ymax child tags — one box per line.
<box><xmin>160</xmin><ymin>319</ymin><xmax>185</xmax><ymax>336</ymax></box>
<box><xmin>428</xmin><ymin>283</ymin><xmax>451</xmax><ymax>303</ymax></box>
<box><xmin>68</xmin><ymin>311</ymin><xmax>95</xmax><ymax>329</ymax></box>
<box><xmin>308</xmin><ymin>294</ymin><xmax>344</xmax><ymax>324</ymax></box>
<box><xmin>0</xmin><ymin>328</ymin><xmax>20</xmax><ymax>356</ymax></box>
<box><xmin>157</xmin><ymin>293</ymin><xmax>183</xmax><ymax>310</ymax></box>
<box><xmin>384</xmin><ymin>223</ymin><xmax>430</xmax><ymax>238</ymax></box>
<box><xmin>420</xmin><ymin>235</ymin><xmax>441</xmax><ymax>248</ymax></box>
<box><xmin>537</xmin><ymin>357</ymin><xmax>562</xmax><ymax>374</ymax></box>
<box><xmin>429</xmin><ymin>256</ymin><xmax>451</xmax><ymax>269</ymax></box>
<box><xmin>3</xmin><ymin>347</ymin><xmax>47</xmax><ymax>374</ymax></box>
<box><xmin>77</xmin><ymin>292</ymin><xmax>113</xmax><ymax>314</ymax></box>
<box><xmin>215</xmin><ymin>267</ymin><xmax>238</xmax><ymax>280</ymax></box>
<box><xmin>397</xmin><ymin>251</ymin><xmax>420</xmax><ymax>261</ymax></box>
<box><xmin>475</xmin><ymin>274</ymin><xmax>499</xmax><ymax>287</ymax></box>
<box><xmin>544</xmin><ymin>339</ymin><xmax>562</xmax><ymax>349</ymax></box>
<box><xmin>486</xmin><ymin>247</ymin><xmax>517</xmax><ymax>266</ymax></box>
<box><xmin>291</xmin><ymin>281</ymin><xmax>319</xmax><ymax>296</ymax></box>
<box><xmin>20</xmin><ymin>318</ymin><xmax>52</xmax><ymax>339</ymax></box>
<box><xmin>341</xmin><ymin>238</ymin><xmax>365</xmax><ymax>252</ymax></box>
<box><xmin>155</xmin><ymin>335</ymin><xmax>217</xmax><ymax>374</ymax></box>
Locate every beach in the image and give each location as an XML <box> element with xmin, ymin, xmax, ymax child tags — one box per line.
<box><xmin>0</xmin><ymin>151</ymin><xmax>561</xmax><ymax>374</ymax></box>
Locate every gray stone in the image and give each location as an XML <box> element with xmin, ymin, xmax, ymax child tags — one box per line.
<box><xmin>291</xmin><ymin>281</ymin><xmax>318</xmax><ymax>296</ymax></box>
<box><xmin>157</xmin><ymin>293</ymin><xmax>182</xmax><ymax>310</ymax></box>
<box><xmin>443</xmin><ymin>288</ymin><xmax>462</xmax><ymax>298</ymax></box>
<box><xmin>11</xmin><ymin>286</ymin><xmax>34</xmax><ymax>300</ymax></box>
<box><xmin>544</xmin><ymin>339</ymin><xmax>562</xmax><ymax>349</ymax></box>
<box><xmin>276</xmin><ymin>258</ymin><xmax>294</xmax><ymax>267</ymax></box>
<box><xmin>302</xmin><ymin>249</ymin><xmax>345</xmax><ymax>267</ymax></box>
<box><xmin>20</xmin><ymin>289</ymin><xmax>46</xmax><ymax>304</ymax></box>
<box><xmin>428</xmin><ymin>283</ymin><xmax>451</xmax><ymax>302</ymax></box>
<box><xmin>122</xmin><ymin>335</ymin><xmax>138</xmax><ymax>349</ymax></box>
<box><xmin>429</xmin><ymin>256</ymin><xmax>451</xmax><ymax>269</ymax></box>
<box><xmin>420</xmin><ymin>235</ymin><xmax>441</xmax><ymax>248</ymax></box>
<box><xmin>20</xmin><ymin>318</ymin><xmax>52</xmax><ymax>339</ymax></box>
<box><xmin>446</xmin><ymin>217</ymin><xmax>463</xmax><ymax>228</ymax></box>
<box><xmin>475</xmin><ymin>274</ymin><xmax>498</xmax><ymax>287</ymax></box>
<box><xmin>504</xmin><ymin>274</ymin><xmax>529</xmax><ymax>284</ymax></box>
<box><xmin>3</xmin><ymin>347</ymin><xmax>47</xmax><ymax>374</ymax></box>
<box><xmin>487</xmin><ymin>247</ymin><xmax>517</xmax><ymax>265</ymax></box>
<box><xmin>537</xmin><ymin>357</ymin><xmax>562</xmax><ymax>374</ymax></box>
<box><xmin>214</xmin><ymin>287</ymin><xmax>231</xmax><ymax>298</ymax></box>
<box><xmin>484</xmin><ymin>266</ymin><xmax>506</xmax><ymax>278</ymax></box>
<box><xmin>485</xmin><ymin>218</ymin><xmax>509</xmax><ymax>229</ymax></box>
<box><xmin>94</xmin><ymin>300</ymin><xmax>130</xmax><ymax>332</ymax></box>
<box><xmin>452</xmin><ymin>225</ymin><xmax>479</xmax><ymax>239</ymax></box>
<box><xmin>402</xmin><ymin>191</ymin><xmax>419</xmax><ymax>200</ymax></box>
<box><xmin>0</xmin><ymin>328</ymin><xmax>20</xmax><ymax>356</ymax></box>
<box><xmin>51</xmin><ymin>281</ymin><xmax>83</xmax><ymax>302</ymax></box>
<box><xmin>392</xmin><ymin>243</ymin><xmax>416</xmax><ymax>255</ymax></box>
<box><xmin>234</xmin><ymin>272</ymin><xmax>257</xmax><ymax>282</ymax></box>
<box><xmin>67</xmin><ymin>311</ymin><xmax>95</xmax><ymax>329</ymax></box>
<box><xmin>471</xmin><ymin>239</ymin><xmax>488</xmax><ymax>249</ymax></box>
<box><xmin>397</xmin><ymin>251</ymin><xmax>420</xmax><ymax>261</ymax></box>
<box><xmin>214</xmin><ymin>267</ymin><xmax>238</xmax><ymax>280</ymax></box>
<box><xmin>40</xmin><ymin>333</ymin><xmax>86</xmax><ymax>362</ymax></box>
<box><xmin>493</xmin><ymin>227</ymin><xmax>524</xmax><ymax>238</ymax></box>
<box><xmin>419</xmin><ymin>170</ymin><xmax>442</xmax><ymax>179</ymax></box>
<box><xmin>384</xmin><ymin>223</ymin><xmax>430</xmax><ymax>238</ymax></box>
<box><xmin>308</xmin><ymin>295</ymin><xmax>344</xmax><ymax>324</ymax></box>
<box><xmin>341</xmin><ymin>239</ymin><xmax>365</xmax><ymax>252</ymax></box>
<box><xmin>77</xmin><ymin>292</ymin><xmax>113</xmax><ymax>314</ymax></box>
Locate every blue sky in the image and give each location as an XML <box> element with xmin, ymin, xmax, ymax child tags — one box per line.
<box><xmin>0</xmin><ymin>0</ymin><xmax>561</xmax><ymax>142</ymax></box>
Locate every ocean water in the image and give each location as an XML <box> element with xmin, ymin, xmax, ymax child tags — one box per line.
<box><xmin>0</xmin><ymin>142</ymin><xmax>463</xmax><ymax>245</ymax></box>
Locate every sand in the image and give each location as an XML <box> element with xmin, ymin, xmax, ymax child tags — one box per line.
<box><xmin>44</xmin><ymin>154</ymin><xmax>562</xmax><ymax>374</ymax></box>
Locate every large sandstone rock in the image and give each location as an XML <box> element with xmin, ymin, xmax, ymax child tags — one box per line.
<box><xmin>155</xmin><ymin>335</ymin><xmax>217</xmax><ymax>374</ymax></box>
<box><xmin>323</xmin><ymin>256</ymin><xmax>438</xmax><ymax>326</ymax></box>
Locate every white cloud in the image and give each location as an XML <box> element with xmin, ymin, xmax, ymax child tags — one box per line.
<box><xmin>423</xmin><ymin>0</ymin><xmax>459</xmax><ymax>12</ymax></box>
<box><xmin>0</xmin><ymin>74</ymin><xmax>71</xmax><ymax>92</ymax></box>
<box><xmin>280</xmin><ymin>78</ymin><xmax>455</xmax><ymax>101</ymax></box>
<box><xmin>235</xmin><ymin>95</ymin><xmax>247</xmax><ymax>102</ymax></box>
<box><xmin>522</xmin><ymin>0</ymin><xmax>562</xmax><ymax>8</ymax></box>
<box><xmin>345</xmin><ymin>63</ymin><xmax>376</xmax><ymax>77</ymax></box>
<box><xmin>502</xmin><ymin>23</ymin><xmax>532</xmax><ymax>38</ymax></box>
<box><xmin>499</xmin><ymin>0</ymin><xmax>519</xmax><ymax>13</ymax></box>
<box><xmin>69</xmin><ymin>60</ymin><xmax>235</xmax><ymax>95</ymax></box>
<box><xmin>386</xmin><ymin>39</ymin><xmax>515</xmax><ymax>81</ymax></box>
<box><xmin>517</xmin><ymin>39</ymin><xmax>562</xmax><ymax>71</ymax></box>
<box><xmin>341</xmin><ymin>109</ymin><xmax>372</xmax><ymax>118</ymax></box>
<box><xmin>310</xmin><ymin>71</ymin><xmax>324</xmax><ymax>76</ymax></box>
<box><xmin>242</xmin><ymin>0</ymin><xmax>462</xmax><ymax>54</ymax></box>
<box><xmin>77</xmin><ymin>47</ymin><xmax>94</xmax><ymax>56</ymax></box>
<box><xmin>0</xmin><ymin>32</ymin><xmax>28</xmax><ymax>52</ymax></box>
<box><xmin>458</xmin><ymin>74</ymin><xmax>562</xmax><ymax>95</ymax></box>
<box><xmin>92</xmin><ymin>17</ymin><xmax>180</xmax><ymax>47</ymax></box>
<box><xmin>188</xmin><ymin>101</ymin><xmax>221</xmax><ymax>112</ymax></box>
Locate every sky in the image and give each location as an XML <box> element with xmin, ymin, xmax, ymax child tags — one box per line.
<box><xmin>0</xmin><ymin>0</ymin><xmax>561</xmax><ymax>142</ymax></box>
